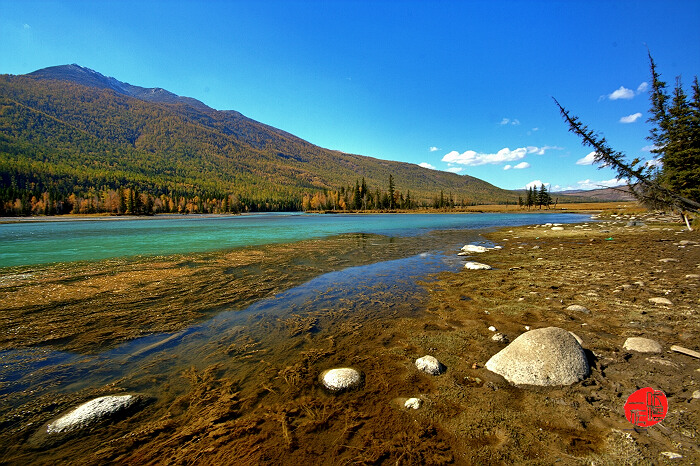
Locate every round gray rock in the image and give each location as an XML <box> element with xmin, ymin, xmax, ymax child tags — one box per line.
<box><xmin>623</xmin><ymin>337</ymin><xmax>662</xmax><ymax>353</ymax></box>
<box><xmin>485</xmin><ymin>327</ymin><xmax>590</xmax><ymax>386</ymax></box>
<box><xmin>415</xmin><ymin>355</ymin><xmax>445</xmax><ymax>375</ymax></box>
<box><xmin>46</xmin><ymin>395</ymin><xmax>142</xmax><ymax>434</ymax></box>
<box><xmin>566</xmin><ymin>304</ymin><xmax>591</xmax><ymax>314</ymax></box>
<box><xmin>320</xmin><ymin>367</ymin><xmax>362</xmax><ymax>391</ymax></box>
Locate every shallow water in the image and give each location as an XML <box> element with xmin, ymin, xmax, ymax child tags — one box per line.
<box><xmin>1</xmin><ymin>212</ymin><xmax>585</xmax><ymax>267</ymax></box>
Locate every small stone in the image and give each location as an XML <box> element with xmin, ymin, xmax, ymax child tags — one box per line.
<box><xmin>464</xmin><ymin>261</ymin><xmax>492</xmax><ymax>270</ymax></box>
<box><xmin>551</xmin><ymin>226</ymin><xmax>564</xmax><ymax>231</ymax></box>
<box><xmin>623</xmin><ymin>337</ymin><xmax>663</xmax><ymax>353</ymax></box>
<box><xmin>566</xmin><ymin>304</ymin><xmax>590</xmax><ymax>314</ymax></box>
<box><xmin>404</xmin><ymin>398</ymin><xmax>422</xmax><ymax>409</ymax></box>
<box><xmin>415</xmin><ymin>355</ymin><xmax>445</xmax><ymax>375</ymax></box>
<box><xmin>660</xmin><ymin>452</ymin><xmax>683</xmax><ymax>460</ymax></box>
<box><xmin>649</xmin><ymin>297</ymin><xmax>673</xmax><ymax>306</ymax></box>
<box><xmin>686</xmin><ymin>274</ymin><xmax>700</xmax><ymax>279</ymax></box>
<box><xmin>692</xmin><ymin>390</ymin><xmax>700</xmax><ymax>399</ymax></box>
<box><xmin>461</xmin><ymin>244</ymin><xmax>488</xmax><ymax>253</ymax></box>
<box><xmin>488</xmin><ymin>326</ymin><xmax>497</xmax><ymax>332</ymax></box>
<box><xmin>492</xmin><ymin>333</ymin><xmax>509</xmax><ymax>343</ymax></box>
<box><xmin>658</xmin><ymin>258</ymin><xmax>679</xmax><ymax>263</ymax></box>
<box><xmin>320</xmin><ymin>367</ymin><xmax>363</xmax><ymax>391</ymax></box>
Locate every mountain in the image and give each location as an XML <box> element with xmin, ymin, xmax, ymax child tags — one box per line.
<box><xmin>0</xmin><ymin>64</ymin><xmax>518</xmax><ymax>214</ymax></box>
<box><xmin>558</xmin><ymin>186</ymin><xmax>635</xmax><ymax>202</ymax></box>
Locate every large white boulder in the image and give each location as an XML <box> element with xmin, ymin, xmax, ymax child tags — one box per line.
<box><xmin>46</xmin><ymin>395</ymin><xmax>143</xmax><ymax>434</ymax></box>
<box><xmin>485</xmin><ymin>327</ymin><xmax>590</xmax><ymax>386</ymax></box>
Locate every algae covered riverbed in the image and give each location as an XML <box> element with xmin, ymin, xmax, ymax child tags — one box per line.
<box><xmin>1</xmin><ymin>213</ymin><xmax>699</xmax><ymax>464</ymax></box>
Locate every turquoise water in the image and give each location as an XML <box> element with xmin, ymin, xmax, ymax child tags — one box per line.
<box><xmin>0</xmin><ymin>212</ymin><xmax>588</xmax><ymax>268</ymax></box>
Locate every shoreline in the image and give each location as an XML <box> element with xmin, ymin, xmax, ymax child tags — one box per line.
<box><xmin>0</xmin><ymin>201</ymin><xmax>644</xmax><ymax>224</ymax></box>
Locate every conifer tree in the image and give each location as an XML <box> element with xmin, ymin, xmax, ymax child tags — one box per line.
<box><xmin>388</xmin><ymin>174</ymin><xmax>395</xmax><ymax>209</ymax></box>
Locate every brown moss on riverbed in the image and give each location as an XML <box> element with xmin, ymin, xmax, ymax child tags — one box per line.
<box><xmin>0</xmin><ymin>233</ymin><xmax>432</xmax><ymax>354</ymax></box>
<box><xmin>1</xmin><ymin>216</ymin><xmax>699</xmax><ymax>464</ymax></box>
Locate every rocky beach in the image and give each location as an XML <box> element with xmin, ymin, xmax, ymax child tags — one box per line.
<box><xmin>1</xmin><ymin>212</ymin><xmax>699</xmax><ymax>465</ymax></box>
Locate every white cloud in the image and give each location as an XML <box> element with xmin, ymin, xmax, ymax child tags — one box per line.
<box><xmin>641</xmin><ymin>145</ymin><xmax>659</xmax><ymax>152</ymax></box>
<box><xmin>637</xmin><ymin>82</ymin><xmax>649</xmax><ymax>93</ymax></box>
<box><xmin>442</xmin><ymin>146</ymin><xmax>554</xmax><ymax>167</ymax></box>
<box><xmin>446</xmin><ymin>167</ymin><xmax>463</xmax><ymax>173</ymax></box>
<box><xmin>429</xmin><ymin>146</ymin><xmax>439</xmax><ymax>152</ymax></box>
<box><xmin>576</xmin><ymin>151</ymin><xmax>597</xmax><ymax>166</ymax></box>
<box><xmin>419</xmin><ymin>162</ymin><xmax>436</xmax><ymax>170</ymax></box>
<box><xmin>620</xmin><ymin>112</ymin><xmax>642</xmax><ymax>124</ymax></box>
<box><xmin>571</xmin><ymin>178</ymin><xmax>627</xmax><ymax>190</ymax></box>
<box><xmin>499</xmin><ymin>118</ymin><xmax>520</xmax><ymax>126</ymax></box>
<box><xmin>513</xmin><ymin>162</ymin><xmax>530</xmax><ymax>169</ymax></box>
<box><xmin>609</xmin><ymin>86</ymin><xmax>635</xmax><ymax>100</ymax></box>
<box><xmin>23</xmin><ymin>23</ymin><xmax>31</xmax><ymax>29</ymax></box>
<box><xmin>525</xmin><ymin>180</ymin><xmax>549</xmax><ymax>189</ymax></box>
<box><xmin>503</xmin><ymin>165</ymin><xmax>512</xmax><ymax>170</ymax></box>
<box><xmin>645</xmin><ymin>158</ymin><xmax>663</xmax><ymax>168</ymax></box>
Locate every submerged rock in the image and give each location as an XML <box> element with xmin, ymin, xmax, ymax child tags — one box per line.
<box><xmin>485</xmin><ymin>327</ymin><xmax>590</xmax><ymax>386</ymax></box>
<box><xmin>46</xmin><ymin>394</ymin><xmax>145</xmax><ymax>435</ymax></box>
<box><xmin>623</xmin><ymin>337</ymin><xmax>662</xmax><ymax>353</ymax></box>
<box><xmin>404</xmin><ymin>398</ymin><xmax>423</xmax><ymax>409</ymax></box>
<box><xmin>464</xmin><ymin>261</ymin><xmax>492</xmax><ymax>270</ymax></box>
<box><xmin>320</xmin><ymin>367</ymin><xmax>363</xmax><ymax>392</ymax></box>
<box><xmin>415</xmin><ymin>355</ymin><xmax>445</xmax><ymax>375</ymax></box>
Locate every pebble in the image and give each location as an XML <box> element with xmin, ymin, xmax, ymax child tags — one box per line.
<box><xmin>488</xmin><ymin>326</ymin><xmax>497</xmax><ymax>332</ymax></box>
<box><xmin>623</xmin><ymin>337</ymin><xmax>663</xmax><ymax>353</ymax></box>
<box><xmin>692</xmin><ymin>390</ymin><xmax>700</xmax><ymax>399</ymax></box>
<box><xmin>404</xmin><ymin>398</ymin><xmax>422</xmax><ymax>409</ymax></box>
<box><xmin>660</xmin><ymin>452</ymin><xmax>683</xmax><ymax>460</ymax></box>
<box><xmin>566</xmin><ymin>304</ymin><xmax>591</xmax><ymax>314</ymax></box>
<box><xmin>686</xmin><ymin>274</ymin><xmax>700</xmax><ymax>279</ymax></box>
<box><xmin>658</xmin><ymin>258</ymin><xmax>679</xmax><ymax>263</ymax></box>
<box><xmin>551</xmin><ymin>226</ymin><xmax>564</xmax><ymax>231</ymax></box>
<box><xmin>320</xmin><ymin>367</ymin><xmax>363</xmax><ymax>391</ymax></box>
<box><xmin>492</xmin><ymin>333</ymin><xmax>509</xmax><ymax>343</ymax></box>
<box><xmin>464</xmin><ymin>261</ymin><xmax>492</xmax><ymax>270</ymax></box>
<box><xmin>415</xmin><ymin>355</ymin><xmax>445</xmax><ymax>375</ymax></box>
<box><xmin>649</xmin><ymin>297</ymin><xmax>673</xmax><ymax>306</ymax></box>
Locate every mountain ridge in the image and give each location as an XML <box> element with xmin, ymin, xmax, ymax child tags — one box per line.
<box><xmin>1</xmin><ymin>64</ymin><xmax>520</xmax><ymax>214</ymax></box>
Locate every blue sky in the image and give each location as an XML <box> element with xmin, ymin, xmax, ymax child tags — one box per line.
<box><xmin>2</xmin><ymin>0</ymin><xmax>699</xmax><ymax>191</ymax></box>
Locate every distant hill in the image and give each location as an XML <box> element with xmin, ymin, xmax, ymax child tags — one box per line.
<box><xmin>0</xmin><ymin>64</ymin><xmax>518</xmax><ymax>214</ymax></box>
<box><xmin>557</xmin><ymin>186</ymin><xmax>635</xmax><ymax>202</ymax></box>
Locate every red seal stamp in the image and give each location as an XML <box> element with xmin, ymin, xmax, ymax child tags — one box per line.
<box><xmin>624</xmin><ymin>387</ymin><xmax>667</xmax><ymax>427</ymax></box>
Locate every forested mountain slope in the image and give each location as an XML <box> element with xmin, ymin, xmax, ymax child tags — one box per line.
<box><xmin>0</xmin><ymin>65</ymin><xmax>517</xmax><ymax>214</ymax></box>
